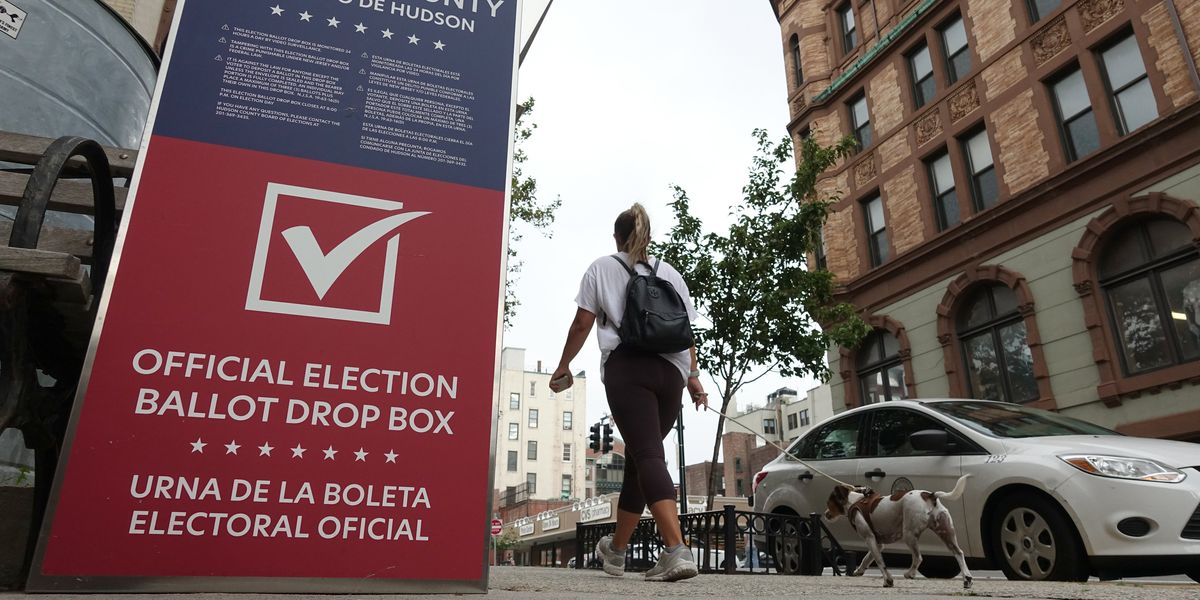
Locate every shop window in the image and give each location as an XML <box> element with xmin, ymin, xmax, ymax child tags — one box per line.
<box><xmin>857</xmin><ymin>329</ymin><xmax>907</xmax><ymax>404</ymax></box>
<box><xmin>1100</xmin><ymin>218</ymin><xmax>1200</xmax><ymax>375</ymax></box>
<box><xmin>957</xmin><ymin>284</ymin><xmax>1039</xmax><ymax>403</ymax></box>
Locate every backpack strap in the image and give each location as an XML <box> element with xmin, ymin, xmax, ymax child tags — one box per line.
<box><xmin>615</xmin><ymin>254</ymin><xmax>658</xmax><ymax>276</ymax></box>
<box><xmin>601</xmin><ymin>255</ymin><xmax>636</xmax><ymax>328</ymax></box>
<box><xmin>611</xmin><ymin>254</ymin><xmax>635</xmax><ymax>276</ymax></box>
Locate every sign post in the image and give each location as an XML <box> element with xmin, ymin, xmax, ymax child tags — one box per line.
<box><xmin>27</xmin><ymin>0</ymin><xmax>521</xmax><ymax>593</ymax></box>
<box><xmin>490</xmin><ymin>518</ymin><xmax>502</xmax><ymax>566</ymax></box>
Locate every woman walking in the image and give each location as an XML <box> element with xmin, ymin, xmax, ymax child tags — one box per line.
<box><xmin>549</xmin><ymin>203</ymin><xmax>708</xmax><ymax>582</ymax></box>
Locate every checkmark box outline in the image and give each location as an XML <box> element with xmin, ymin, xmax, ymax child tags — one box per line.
<box><xmin>245</xmin><ymin>182</ymin><xmax>409</xmax><ymax>325</ymax></box>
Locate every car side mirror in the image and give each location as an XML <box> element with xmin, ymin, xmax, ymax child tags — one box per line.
<box><xmin>910</xmin><ymin>429</ymin><xmax>952</xmax><ymax>452</ymax></box>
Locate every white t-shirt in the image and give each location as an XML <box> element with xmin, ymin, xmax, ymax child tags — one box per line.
<box><xmin>574</xmin><ymin>252</ymin><xmax>699</xmax><ymax>383</ymax></box>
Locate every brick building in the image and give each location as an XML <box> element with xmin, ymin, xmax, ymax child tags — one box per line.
<box><xmin>684</xmin><ymin>460</ymin><xmax>723</xmax><ymax>497</ymax></box>
<box><xmin>772</xmin><ymin>0</ymin><xmax>1200</xmax><ymax>439</ymax></box>
<box><xmin>722</xmin><ymin>432</ymin><xmax>784</xmax><ymax>497</ymax></box>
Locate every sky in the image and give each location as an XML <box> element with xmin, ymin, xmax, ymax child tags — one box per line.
<box><xmin>510</xmin><ymin>1</ymin><xmax>823</xmax><ymax>479</ymax></box>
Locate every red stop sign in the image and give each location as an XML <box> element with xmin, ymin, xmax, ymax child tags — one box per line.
<box><xmin>490</xmin><ymin>519</ymin><xmax>503</xmax><ymax>535</ymax></box>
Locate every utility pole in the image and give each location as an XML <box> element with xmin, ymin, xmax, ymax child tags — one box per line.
<box><xmin>515</xmin><ymin>0</ymin><xmax>555</xmax><ymax>120</ymax></box>
<box><xmin>676</xmin><ymin>407</ymin><xmax>687</xmax><ymax>509</ymax></box>
<box><xmin>519</xmin><ymin>0</ymin><xmax>555</xmax><ymax>67</ymax></box>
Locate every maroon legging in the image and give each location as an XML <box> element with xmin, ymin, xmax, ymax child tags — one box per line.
<box><xmin>604</xmin><ymin>348</ymin><xmax>686</xmax><ymax>514</ymax></box>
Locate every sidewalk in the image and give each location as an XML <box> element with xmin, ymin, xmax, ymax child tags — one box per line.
<box><xmin>5</xmin><ymin>567</ymin><xmax>1198</xmax><ymax>599</ymax></box>
<box><xmin>480</xmin><ymin>567</ymin><xmax>1196</xmax><ymax>599</ymax></box>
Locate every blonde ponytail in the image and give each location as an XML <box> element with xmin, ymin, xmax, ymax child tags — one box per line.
<box><xmin>614</xmin><ymin>203</ymin><xmax>651</xmax><ymax>263</ymax></box>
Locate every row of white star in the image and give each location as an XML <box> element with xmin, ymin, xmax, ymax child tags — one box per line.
<box><xmin>189</xmin><ymin>438</ymin><xmax>398</xmax><ymax>462</ymax></box>
<box><xmin>268</xmin><ymin>5</ymin><xmax>447</xmax><ymax>49</ymax></box>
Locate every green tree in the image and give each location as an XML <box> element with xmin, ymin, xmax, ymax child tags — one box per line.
<box><xmin>654</xmin><ymin>130</ymin><xmax>869</xmax><ymax>508</ymax></box>
<box><xmin>506</xmin><ymin>98</ymin><xmax>562</xmax><ymax>327</ymax></box>
<box><xmin>495</xmin><ymin>526</ymin><xmax>521</xmax><ymax>552</ymax></box>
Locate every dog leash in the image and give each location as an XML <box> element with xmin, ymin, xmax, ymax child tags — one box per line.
<box><xmin>698</xmin><ymin>403</ymin><xmax>858</xmax><ymax>489</ymax></box>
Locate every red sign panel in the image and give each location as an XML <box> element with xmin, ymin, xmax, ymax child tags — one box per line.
<box><xmin>28</xmin><ymin>0</ymin><xmax>518</xmax><ymax>593</ymax></box>
<box><xmin>491</xmin><ymin>519</ymin><xmax>503</xmax><ymax>535</ymax></box>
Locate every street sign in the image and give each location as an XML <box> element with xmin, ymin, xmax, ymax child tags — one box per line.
<box><xmin>491</xmin><ymin>519</ymin><xmax>503</xmax><ymax>535</ymax></box>
<box><xmin>27</xmin><ymin>0</ymin><xmax>521</xmax><ymax>594</ymax></box>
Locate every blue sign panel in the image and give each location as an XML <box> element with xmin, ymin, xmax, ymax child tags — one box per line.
<box><xmin>155</xmin><ymin>0</ymin><xmax>518</xmax><ymax>190</ymax></box>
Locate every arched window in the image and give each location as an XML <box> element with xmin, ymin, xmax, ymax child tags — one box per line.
<box><xmin>1099</xmin><ymin>218</ymin><xmax>1200</xmax><ymax>375</ymax></box>
<box><xmin>856</xmin><ymin>330</ymin><xmax>907</xmax><ymax>404</ymax></box>
<box><xmin>790</xmin><ymin>35</ymin><xmax>804</xmax><ymax>88</ymax></box>
<box><xmin>956</xmin><ymin>284</ymin><xmax>1038</xmax><ymax>403</ymax></box>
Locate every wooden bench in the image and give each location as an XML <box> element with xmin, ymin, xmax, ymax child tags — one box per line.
<box><xmin>0</xmin><ymin>130</ymin><xmax>134</xmax><ymax>577</ymax></box>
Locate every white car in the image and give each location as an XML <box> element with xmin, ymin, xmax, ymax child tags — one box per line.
<box><xmin>751</xmin><ymin>399</ymin><xmax>1200</xmax><ymax>582</ymax></box>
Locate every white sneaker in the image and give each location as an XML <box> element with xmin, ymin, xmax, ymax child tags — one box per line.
<box><xmin>596</xmin><ymin>534</ymin><xmax>625</xmax><ymax>576</ymax></box>
<box><xmin>644</xmin><ymin>545</ymin><xmax>698</xmax><ymax>582</ymax></box>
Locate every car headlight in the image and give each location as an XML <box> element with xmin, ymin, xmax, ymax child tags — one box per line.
<box><xmin>1059</xmin><ymin>454</ymin><xmax>1186</xmax><ymax>483</ymax></box>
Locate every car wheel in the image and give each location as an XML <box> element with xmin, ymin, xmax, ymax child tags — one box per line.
<box><xmin>991</xmin><ymin>493</ymin><xmax>1087</xmax><ymax>582</ymax></box>
<box><xmin>916</xmin><ymin>557</ymin><xmax>960</xmax><ymax>579</ymax></box>
<box><xmin>767</xmin><ymin>515</ymin><xmax>804</xmax><ymax>575</ymax></box>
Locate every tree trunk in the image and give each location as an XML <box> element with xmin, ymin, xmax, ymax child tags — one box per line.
<box><xmin>705</xmin><ymin>392</ymin><xmax>735</xmax><ymax>510</ymax></box>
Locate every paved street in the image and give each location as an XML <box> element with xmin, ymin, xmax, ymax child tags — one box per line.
<box><xmin>5</xmin><ymin>567</ymin><xmax>1198</xmax><ymax>599</ymax></box>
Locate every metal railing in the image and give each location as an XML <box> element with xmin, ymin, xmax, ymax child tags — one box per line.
<box><xmin>575</xmin><ymin>505</ymin><xmax>854</xmax><ymax>576</ymax></box>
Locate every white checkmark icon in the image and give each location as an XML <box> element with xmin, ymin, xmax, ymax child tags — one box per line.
<box><xmin>282</xmin><ymin>211</ymin><xmax>430</xmax><ymax>299</ymax></box>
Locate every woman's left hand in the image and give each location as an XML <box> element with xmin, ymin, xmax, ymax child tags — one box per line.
<box><xmin>687</xmin><ymin>377</ymin><xmax>708</xmax><ymax>411</ymax></box>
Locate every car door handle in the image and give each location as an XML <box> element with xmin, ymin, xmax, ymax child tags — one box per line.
<box><xmin>797</xmin><ymin>471</ymin><xmax>813</xmax><ymax>481</ymax></box>
<box><xmin>865</xmin><ymin>469</ymin><xmax>886</xmax><ymax>478</ymax></box>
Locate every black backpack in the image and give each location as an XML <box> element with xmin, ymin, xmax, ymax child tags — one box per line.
<box><xmin>610</xmin><ymin>255</ymin><xmax>695</xmax><ymax>353</ymax></box>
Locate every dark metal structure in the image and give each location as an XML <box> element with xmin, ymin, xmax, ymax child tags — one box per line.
<box><xmin>0</xmin><ymin>131</ymin><xmax>130</xmax><ymax>585</ymax></box>
<box><xmin>575</xmin><ymin>506</ymin><xmax>853</xmax><ymax>576</ymax></box>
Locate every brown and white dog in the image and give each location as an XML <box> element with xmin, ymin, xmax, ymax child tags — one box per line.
<box><xmin>824</xmin><ymin>474</ymin><xmax>973</xmax><ymax>589</ymax></box>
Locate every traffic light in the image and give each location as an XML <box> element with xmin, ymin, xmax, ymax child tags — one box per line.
<box><xmin>601</xmin><ymin>423</ymin><xmax>613</xmax><ymax>454</ymax></box>
<box><xmin>588</xmin><ymin>423</ymin><xmax>601</xmax><ymax>453</ymax></box>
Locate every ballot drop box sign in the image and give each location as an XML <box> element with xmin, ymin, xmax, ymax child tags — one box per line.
<box><xmin>27</xmin><ymin>0</ymin><xmax>519</xmax><ymax>593</ymax></box>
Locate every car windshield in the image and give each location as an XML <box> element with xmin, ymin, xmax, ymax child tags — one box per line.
<box><xmin>928</xmin><ymin>401</ymin><xmax>1118</xmax><ymax>438</ymax></box>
